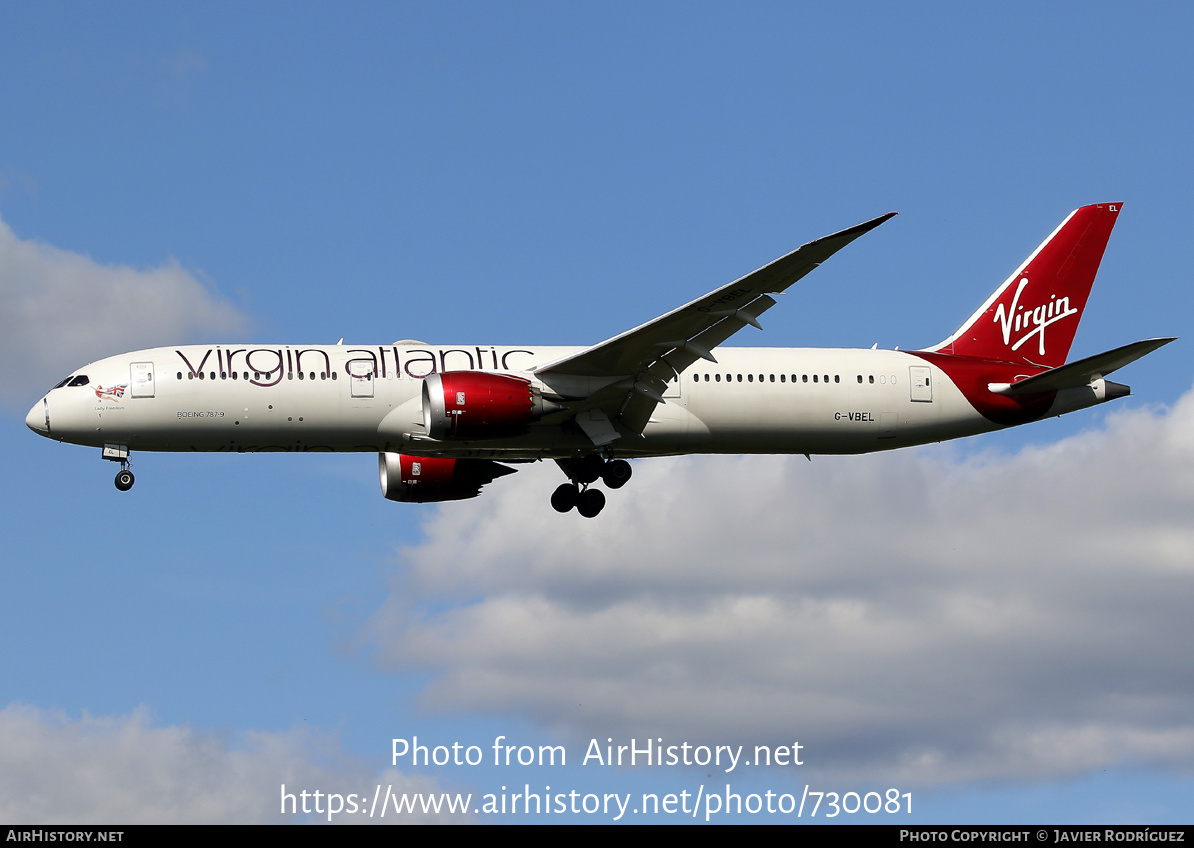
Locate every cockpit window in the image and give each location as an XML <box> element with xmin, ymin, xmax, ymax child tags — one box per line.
<box><xmin>51</xmin><ymin>375</ymin><xmax>90</xmax><ymax>390</ymax></box>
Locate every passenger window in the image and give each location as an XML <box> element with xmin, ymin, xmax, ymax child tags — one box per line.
<box><xmin>802</xmin><ymin>375</ymin><xmax>808</xmax><ymax>383</ymax></box>
<box><xmin>736</xmin><ymin>374</ymin><xmax>742</xmax><ymax>382</ymax></box>
<box><xmin>209</xmin><ymin>372</ymin><xmax>215</xmax><ymax>380</ymax></box>
<box><xmin>176</xmin><ymin>372</ymin><xmax>182</xmax><ymax>380</ymax></box>
<box><xmin>857</xmin><ymin>375</ymin><xmax>862</xmax><ymax>383</ymax></box>
<box><xmin>813</xmin><ymin>375</ymin><xmax>818</xmax><ymax>383</ymax></box>
<box><xmin>715</xmin><ymin>374</ymin><xmax>721</xmax><ymax>382</ymax></box>
<box><xmin>748</xmin><ymin>374</ymin><xmax>753</xmax><ymax>382</ymax></box>
<box><xmin>869</xmin><ymin>375</ymin><xmax>874</xmax><ymax>383</ymax></box>
<box><xmin>834</xmin><ymin>375</ymin><xmax>840</xmax><ymax>383</ymax></box>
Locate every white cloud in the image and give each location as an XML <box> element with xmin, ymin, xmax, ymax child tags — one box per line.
<box><xmin>370</xmin><ymin>389</ymin><xmax>1194</xmax><ymax>786</ymax></box>
<box><xmin>0</xmin><ymin>703</ymin><xmax>464</xmax><ymax>824</ymax></box>
<box><xmin>0</xmin><ymin>216</ymin><xmax>248</xmax><ymax>408</ymax></box>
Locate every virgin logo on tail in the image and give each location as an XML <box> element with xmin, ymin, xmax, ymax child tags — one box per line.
<box><xmin>926</xmin><ymin>203</ymin><xmax>1121</xmax><ymax>368</ymax></box>
<box><xmin>993</xmin><ymin>277</ymin><xmax>1079</xmax><ymax>357</ymax></box>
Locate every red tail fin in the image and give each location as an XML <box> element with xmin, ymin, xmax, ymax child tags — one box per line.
<box><xmin>927</xmin><ymin>203</ymin><xmax>1122</xmax><ymax>367</ymax></box>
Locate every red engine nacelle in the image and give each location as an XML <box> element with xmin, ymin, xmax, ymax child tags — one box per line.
<box><xmin>379</xmin><ymin>452</ymin><xmax>516</xmax><ymax>503</ymax></box>
<box><xmin>421</xmin><ymin>371</ymin><xmax>540</xmax><ymax>440</ymax></box>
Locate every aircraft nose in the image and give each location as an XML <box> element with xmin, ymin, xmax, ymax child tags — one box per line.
<box><xmin>26</xmin><ymin>398</ymin><xmax>49</xmax><ymax>435</ymax></box>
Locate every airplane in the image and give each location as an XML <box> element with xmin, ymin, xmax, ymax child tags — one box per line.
<box><xmin>25</xmin><ymin>202</ymin><xmax>1174</xmax><ymax>517</ymax></box>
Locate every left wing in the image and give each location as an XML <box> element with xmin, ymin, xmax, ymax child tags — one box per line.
<box><xmin>534</xmin><ymin>212</ymin><xmax>896</xmax><ymax>442</ymax></box>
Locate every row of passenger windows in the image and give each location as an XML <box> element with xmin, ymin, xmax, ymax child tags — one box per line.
<box><xmin>693</xmin><ymin>373</ymin><xmax>898</xmax><ymax>385</ymax></box>
<box><xmin>171</xmin><ymin>369</ymin><xmax>905</xmax><ymax>386</ymax></box>
<box><xmin>177</xmin><ymin>371</ymin><xmax>340</xmax><ymax>381</ymax></box>
<box><xmin>174</xmin><ymin>370</ymin><xmax>901</xmax><ymax>385</ymax></box>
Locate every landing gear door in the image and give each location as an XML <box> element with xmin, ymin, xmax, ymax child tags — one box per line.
<box><xmin>909</xmin><ymin>366</ymin><xmax>932</xmax><ymax>402</ymax></box>
<box><xmin>349</xmin><ymin>361</ymin><xmax>375</xmax><ymax>398</ymax></box>
<box><xmin>130</xmin><ymin>361</ymin><xmax>155</xmax><ymax>398</ymax></box>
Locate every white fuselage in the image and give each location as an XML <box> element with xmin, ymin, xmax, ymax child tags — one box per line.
<box><xmin>28</xmin><ymin>342</ymin><xmax>1114</xmax><ymax>460</ymax></box>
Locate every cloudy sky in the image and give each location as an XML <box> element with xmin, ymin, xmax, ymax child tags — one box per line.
<box><xmin>3</xmin><ymin>2</ymin><xmax>1194</xmax><ymax>824</ymax></box>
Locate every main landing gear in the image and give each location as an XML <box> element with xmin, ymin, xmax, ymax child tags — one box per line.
<box><xmin>551</xmin><ymin>455</ymin><xmax>632</xmax><ymax>518</ymax></box>
<box><xmin>551</xmin><ymin>483</ymin><xmax>604</xmax><ymax>517</ymax></box>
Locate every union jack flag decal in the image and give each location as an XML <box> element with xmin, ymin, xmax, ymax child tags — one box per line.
<box><xmin>94</xmin><ymin>383</ymin><xmax>127</xmax><ymax>402</ymax></box>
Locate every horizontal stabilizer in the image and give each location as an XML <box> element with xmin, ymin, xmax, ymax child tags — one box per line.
<box><xmin>989</xmin><ymin>337</ymin><xmax>1176</xmax><ymax>395</ymax></box>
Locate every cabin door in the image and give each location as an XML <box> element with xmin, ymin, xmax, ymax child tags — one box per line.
<box><xmin>349</xmin><ymin>361</ymin><xmax>375</xmax><ymax>398</ymax></box>
<box><xmin>130</xmin><ymin>361</ymin><xmax>155</xmax><ymax>398</ymax></box>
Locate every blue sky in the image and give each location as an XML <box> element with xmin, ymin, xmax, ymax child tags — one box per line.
<box><xmin>3</xmin><ymin>2</ymin><xmax>1194</xmax><ymax>824</ymax></box>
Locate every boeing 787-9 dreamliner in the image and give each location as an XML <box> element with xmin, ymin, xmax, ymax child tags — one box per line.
<box><xmin>26</xmin><ymin>203</ymin><xmax>1174</xmax><ymax>517</ymax></box>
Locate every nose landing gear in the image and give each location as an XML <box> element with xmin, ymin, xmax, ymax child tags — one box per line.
<box><xmin>551</xmin><ymin>456</ymin><xmax>631</xmax><ymax>517</ymax></box>
<box><xmin>114</xmin><ymin>466</ymin><xmax>135</xmax><ymax>491</ymax></box>
<box><xmin>103</xmin><ymin>444</ymin><xmax>135</xmax><ymax>492</ymax></box>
